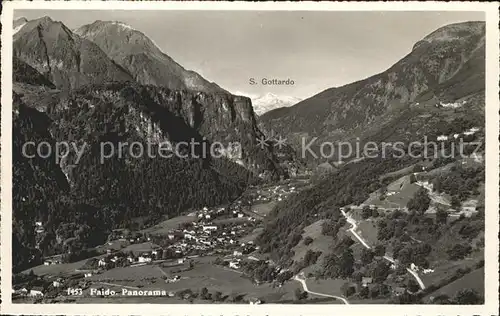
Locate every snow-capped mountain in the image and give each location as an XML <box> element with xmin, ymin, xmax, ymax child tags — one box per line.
<box><xmin>252</xmin><ymin>93</ymin><xmax>302</xmax><ymax>115</ymax></box>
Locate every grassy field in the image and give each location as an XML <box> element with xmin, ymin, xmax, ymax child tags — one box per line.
<box><xmin>250</xmin><ymin>201</ymin><xmax>277</xmax><ymax>217</ymax></box>
<box><xmin>424</xmin><ymin>267</ymin><xmax>484</xmax><ymax>301</ymax></box>
<box><xmin>305</xmin><ymin>278</ymin><xmax>346</xmax><ymax>297</ymax></box>
<box><xmin>74</xmin><ymin>256</ymin><xmax>313</xmax><ymax>303</ymax></box>
<box><xmin>88</xmin><ymin>264</ymin><xmax>168</xmax><ymax>283</ymax></box>
<box><xmin>292</xmin><ymin>220</ymin><xmax>332</xmax><ymax>272</ymax></box>
<box><xmin>421</xmin><ymin>256</ymin><xmax>481</xmax><ymax>286</ymax></box>
<box><xmin>355</xmin><ymin>220</ymin><xmax>379</xmax><ymax>247</ymax></box>
<box><xmin>239</xmin><ymin>227</ymin><xmax>263</xmax><ymax>243</ymax></box>
<box><xmin>23</xmin><ymin>255</ymin><xmax>106</xmax><ymax>277</ymax></box>
<box><xmin>122</xmin><ymin>242</ymin><xmax>160</xmax><ymax>255</ymax></box>
<box><xmin>140</xmin><ymin>215</ymin><xmax>197</xmax><ymax>235</ymax></box>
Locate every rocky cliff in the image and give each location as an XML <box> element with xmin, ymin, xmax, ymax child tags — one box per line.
<box><xmin>13</xmin><ymin>16</ymin><xmax>133</xmax><ymax>90</ymax></box>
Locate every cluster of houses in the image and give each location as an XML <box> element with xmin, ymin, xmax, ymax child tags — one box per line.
<box><xmin>437</xmin><ymin>126</ymin><xmax>481</xmax><ymax>142</ymax></box>
<box><xmin>164</xmin><ymin>219</ymin><xmax>257</xmax><ymax>259</ymax></box>
<box><xmin>249</xmin><ymin>182</ymin><xmax>298</xmax><ymax>203</ymax></box>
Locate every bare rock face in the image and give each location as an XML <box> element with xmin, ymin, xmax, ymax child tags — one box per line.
<box><xmin>52</xmin><ymin>84</ymin><xmax>280</xmax><ymax>174</ymax></box>
<box><xmin>75</xmin><ymin>20</ymin><xmax>224</xmax><ymax>93</ymax></box>
<box><xmin>13</xmin><ymin>16</ymin><xmax>133</xmax><ymax>90</ymax></box>
<box><xmin>14</xmin><ymin>17</ymin><xmax>281</xmax><ymax>176</ymax></box>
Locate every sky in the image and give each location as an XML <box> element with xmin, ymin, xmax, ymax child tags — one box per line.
<box><xmin>15</xmin><ymin>10</ymin><xmax>484</xmax><ymax>99</ymax></box>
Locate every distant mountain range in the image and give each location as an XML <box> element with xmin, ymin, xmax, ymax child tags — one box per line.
<box><xmin>260</xmin><ymin>21</ymin><xmax>485</xmax><ymax>152</ymax></box>
<box><xmin>251</xmin><ymin>93</ymin><xmax>302</xmax><ymax>115</ymax></box>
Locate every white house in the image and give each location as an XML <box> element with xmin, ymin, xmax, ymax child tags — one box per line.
<box><xmin>229</xmin><ymin>261</ymin><xmax>240</xmax><ymax>269</ymax></box>
<box><xmin>29</xmin><ymin>289</ymin><xmax>44</xmax><ymax>297</ymax></box>
<box><xmin>84</xmin><ymin>273</ymin><xmax>93</xmax><ymax>278</ymax></box>
<box><xmin>233</xmin><ymin>250</ymin><xmax>243</xmax><ymax>257</ymax></box>
<box><xmin>464</xmin><ymin>127</ymin><xmax>480</xmax><ymax>136</ymax></box>
<box><xmin>437</xmin><ymin>135</ymin><xmax>448</xmax><ymax>141</ymax></box>
<box><xmin>52</xmin><ymin>280</ymin><xmax>62</xmax><ymax>287</ymax></box>
<box><xmin>410</xmin><ymin>263</ymin><xmax>419</xmax><ymax>272</ymax></box>
<box><xmin>202</xmin><ymin>225</ymin><xmax>217</xmax><ymax>232</ymax></box>
<box><xmin>98</xmin><ymin>258</ymin><xmax>107</xmax><ymax>267</ymax></box>
<box><xmin>138</xmin><ymin>256</ymin><xmax>152</xmax><ymax>263</ymax></box>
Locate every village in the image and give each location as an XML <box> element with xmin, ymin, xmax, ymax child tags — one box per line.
<box><xmin>13</xmin><ymin>178</ymin><xmax>308</xmax><ymax>303</ymax></box>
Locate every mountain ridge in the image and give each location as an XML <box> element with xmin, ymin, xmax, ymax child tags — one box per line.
<box><xmin>260</xmin><ymin>21</ymin><xmax>485</xmax><ymax>148</ymax></box>
<box><xmin>74</xmin><ymin>20</ymin><xmax>225</xmax><ymax>93</ymax></box>
<box><xmin>252</xmin><ymin>93</ymin><xmax>302</xmax><ymax>115</ymax></box>
<box><xmin>13</xmin><ymin>16</ymin><xmax>134</xmax><ymax>90</ymax></box>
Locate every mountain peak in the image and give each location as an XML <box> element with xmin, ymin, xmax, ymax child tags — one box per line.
<box><xmin>413</xmin><ymin>20</ymin><xmax>485</xmax><ymax>51</ymax></box>
<box><xmin>76</xmin><ymin>20</ymin><xmax>225</xmax><ymax>93</ymax></box>
<box><xmin>13</xmin><ymin>17</ymin><xmax>28</xmax><ymax>26</ymax></box>
<box><xmin>260</xmin><ymin>21</ymin><xmax>485</xmax><ymax>145</ymax></box>
<box><xmin>13</xmin><ymin>17</ymin><xmax>133</xmax><ymax>90</ymax></box>
<box><xmin>252</xmin><ymin>93</ymin><xmax>302</xmax><ymax>115</ymax></box>
<box><xmin>85</xmin><ymin>20</ymin><xmax>137</xmax><ymax>32</ymax></box>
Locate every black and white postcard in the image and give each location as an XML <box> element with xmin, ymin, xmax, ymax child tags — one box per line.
<box><xmin>1</xmin><ymin>1</ymin><xmax>499</xmax><ymax>315</ymax></box>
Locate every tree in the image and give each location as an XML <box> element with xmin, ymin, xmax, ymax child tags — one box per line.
<box><xmin>407</xmin><ymin>279</ymin><xmax>420</xmax><ymax>293</ymax></box>
<box><xmin>276</xmin><ymin>270</ymin><xmax>293</xmax><ymax>283</ymax></box>
<box><xmin>303</xmin><ymin>250</ymin><xmax>321</xmax><ymax>266</ymax></box>
<box><xmin>362</xmin><ymin>206</ymin><xmax>372</xmax><ymax>219</ymax></box>
<box><xmin>397</xmin><ymin>246</ymin><xmax>413</xmax><ymax>265</ymax></box>
<box><xmin>435</xmin><ymin>208</ymin><xmax>449</xmax><ymax>225</ymax></box>
<box><xmin>359</xmin><ymin>286</ymin><xmax>369</xmax><ymax>298</ymax></box>
<box><xmin>212</xmin><ymin>291</ymin><xmax>223</xmax><ymax>302</ymax></box>
<box><xmin>447</xmin><ymin>243</ymin><xmax>472</xmax><ymax>260</ymax></box>
<box><xmin>200</xmin><ymin>287</ymin><xmax>209</xmax><ymax>300</ymax></box>
<box><xmin>432</xmin><ymin>294</ymin><xmax>452</xmax><ymax>304</ymax></box>
<box><xmin>340</xmin><ymin>282</ymin><xmax>356</xmax><ymax>297</ymax></box>
<box><xmin>303</xmin><ymin>236</ymin><xmax>314</xmax><ymax>246</ymax></box>
<box><xmin>351</xmin><ymin>270</ymin><xmax>364</xmax><ymax>283</ymax></box>
<box><xmin>454</xmin><ymin>288</ymin><xmax>482</xmax><ymax>304</ymax></box>
<box><xmin>294</xmin><ymin>288</ymin><xmax>307</xmax><ymax>300</ymax></box>
<box><xmin>338</xmin><ymin>249</ymin><xmax>355</xmax><ymax>278</ymax></box>
<box><xmin>366</xmin><ymin>284</ymin><xmax>378</xmax><ymax>298</ymax></box>
<box><xmin>371</xmin><ymin>261</ymin><xmax>390</xmax><ymax>283</ymax></box>
<box><xmin>361</xmin><ymin>248</ymin><xmax>375</xmax><ymax>265</ymax></box>
<box><xmin>229</xmin><ymin>293</ymin><xmax>244</xmax><ymax>303</ymax></box>
<box><xmin>373</xmin><ymin>244</ymin><xmax>386</xmax><ymax>257</ymax></box>
<box><xmin>407</xmin><ymin>188</ymin><xmax>431</xmax><ymax>214</ymax></box>
<box><xmin>451</xmin><ymin>196</ymin><xmax>461</xmax><ymax>210</ymax></box>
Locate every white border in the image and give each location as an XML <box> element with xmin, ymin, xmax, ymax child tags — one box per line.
<box><xmin>1</xmin><ymin>1</ymin><xmax>499</xmax><ymax>315</ymax></box>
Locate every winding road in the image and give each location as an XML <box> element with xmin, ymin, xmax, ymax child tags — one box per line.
<box><xmin>293</xmin><ymin>274</ymin><xmax>349</xmax><ymax>304</ymax></box>
<box><xmin>340</xmin><ymin>208</ymin><xmax>426</xmax><ymax>290</ymax></box>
